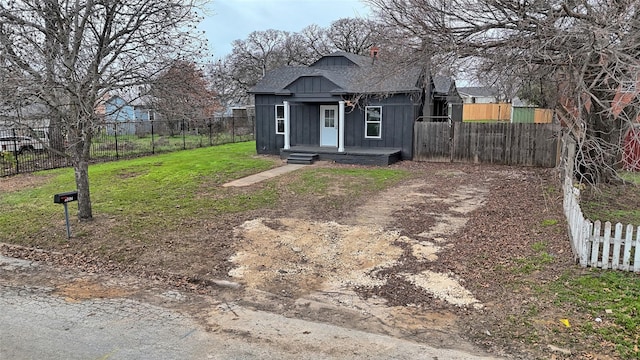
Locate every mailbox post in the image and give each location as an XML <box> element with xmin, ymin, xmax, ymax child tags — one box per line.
<box><xmin>53</xmin><ymin>191</ymin><xmax>78</xmax><ymax>239</ymax></box>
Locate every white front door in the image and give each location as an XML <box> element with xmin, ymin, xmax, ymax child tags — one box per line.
<box><xmin>320</xmin><ymin>105</ymin><xmax>338</xmax><ymax>147</ymax></box>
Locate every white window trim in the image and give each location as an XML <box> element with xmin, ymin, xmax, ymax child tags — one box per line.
<box><xmin>275</xmin><ymin>104</ymin><xmax>285</xmax><ymax>134</ymax></box>
<box><xmin>365</xmin><ymin>106</ymin><xmax>382</xmax><ymax>139</ymax></box>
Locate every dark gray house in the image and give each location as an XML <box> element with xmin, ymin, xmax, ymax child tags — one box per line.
<box><xmin>250</xmin><ymin>52</ymin><xmax>461</xmax><ymax>165</ymax></box>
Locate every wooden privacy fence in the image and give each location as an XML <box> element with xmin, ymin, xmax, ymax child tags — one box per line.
<box><xmin>463</xmin><ymin>103</ymin><xmax>553</xmax><ymax>123</ymax></box>
<box><xmin>511</xmin><ymin>107</ymin><xmax>553</xmax><ymax>124</ymax></box>
<box><xmin>463</xmin><ymin>103</ymin><xmax>511</xmax><ymax>122</ymax></box>
<box><xmin>414</xmin><ymin>122</ymin><xmax>560</xmax><ymax>167</ymax></box>
<box><xmin>561</xmin><ymin>136</ymin><xmax>640</xmax><ymax>272</ymax></box>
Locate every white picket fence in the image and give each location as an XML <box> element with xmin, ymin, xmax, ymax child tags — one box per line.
<box><xmin>563</xmin><ymin>176</ymin><xmax>640</xmax><ymax>272</ymax></box>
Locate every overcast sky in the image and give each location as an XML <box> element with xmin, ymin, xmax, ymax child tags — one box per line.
<box><xmin>199</xmin><ymin>0</ymin><xmax>372</xmax><ymax>58</ymax></box>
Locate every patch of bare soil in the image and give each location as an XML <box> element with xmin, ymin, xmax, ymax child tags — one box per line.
<box><xmin>1</xmin><ymin>161</ymin><xmax>592</xmax><ymax>359</ymax></box>
<box><xmin>0</xmin><ymin>173</ymin><xmax>52</xmax><ymax>193</ymax></box>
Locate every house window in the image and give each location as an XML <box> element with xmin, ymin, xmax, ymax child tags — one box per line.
<box><xmin>365</xmin><ymin>106</ymin><xmax>382</xmax><ymax>139</ymax></box>
<box><xmin>275</xmin><ymin>105</ymin><xmax>285</xmax><ymax>134</ymax></box>
<box><xmin>324</xmin><ymin>108</ymin><xmax>336</xmax><ymax>128</ymax></box>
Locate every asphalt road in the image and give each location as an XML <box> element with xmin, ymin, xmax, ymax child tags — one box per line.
<box><xmin>0</xmin><ymin>255</ymin><xmax>502</xmax><ymax>360</ymax></box>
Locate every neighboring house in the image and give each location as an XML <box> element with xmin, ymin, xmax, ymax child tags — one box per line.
<box><xmin>104</xmin><ymin>96</ymin><xmax>136</xmax><ymax>135</ymax></box>
<box><xmin>458</xmin><ymin>87</ymin><xmax>499</xmax><ymax>104</ymax></box>
<box><xmin>104</xmin><ymin>95</ymin><xmax>156</xmax><ymax>135</ymax></box>
<box><xmin>0</xmin><ymin>103</ymin><xmax>51</xmax><ymax>149</ymax></box>
<box><xmin>249</xmin><ymin>51</ymin><xmax>460</xmax><ymax>164</ymax></box>
<box><xmin>0</xmin><ymin>103</ymin><xmax>50</xmax><ymax>129</ymax></box>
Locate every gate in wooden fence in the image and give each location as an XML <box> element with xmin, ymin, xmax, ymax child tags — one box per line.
<box><xmin>414</xmin><ymin>122</ymin><xmax>561</xmax><ymax>167</ymax></box>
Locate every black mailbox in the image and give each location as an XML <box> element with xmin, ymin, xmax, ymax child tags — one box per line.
<box><xmin>54</xmin><ymin>191</ymin><xmax>78</xmax><ymax>204</ymax></box>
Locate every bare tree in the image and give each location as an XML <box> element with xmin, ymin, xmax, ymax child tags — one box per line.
<box><xmin>206</xmin><ymin>58</ymin><xmax>242</xmax><ymax>114</ymax></box>
<box><xmin>208</xmin><ymin>18</ymin><xmax>383</xmax><ymax>108</ymax></box>
<box><xmin>211</xmin><ymin>29</ymin><xmax>292</xmax><ymax>106</ymax></box>
<box><xmin>299</xmin><ymin>24</ymin><xmax>333</xmax><ymax>59</ymax></box>
<box><xmin>148</xmin><ymin>60</ymin><xmax>219</xmax><ymax>134</ymax></box>
<box><xmin>0</xmin><ymin>0</ymin><xmax>206</xmax><ymax>220</ymax></box>
<box><xmin>326</xmin><ymin>18</ymin><xmax>380</xmax><ymax>55</ymax></box>
<box><xmin>367</xmin><ymin>0</ymin><xmax>640</xmax><ymax>183</ymax></box>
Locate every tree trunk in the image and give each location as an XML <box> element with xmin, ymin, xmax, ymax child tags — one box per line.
<box><xmin>74</xmin><ymin>159</ymin><xmax>93</xmax><ymax>220</ymax></box>
<box><xmin>72</xmin><ymin>130</ymin><xmax>93</xmax><ymax>221</ymax></box>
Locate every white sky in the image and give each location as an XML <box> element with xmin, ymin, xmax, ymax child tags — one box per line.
<box><xmin>199</xmin><ymin>0</ymin><xmax>372</xmax><ymax>59</ymax></box>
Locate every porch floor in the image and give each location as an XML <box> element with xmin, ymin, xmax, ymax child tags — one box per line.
<box><xmin>281</xmin><ymin>146</ymin><xmax>402</xmax><ymax>166</ymax></box>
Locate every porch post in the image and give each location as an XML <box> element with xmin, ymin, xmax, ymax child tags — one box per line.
<box><xmin>338</xmin><ymin>100</ymin><xmax>345</xmax><ymax>152</ymax></box>
<box><xmin>283</xmin><ymin>101</ymin><xmax>290</xmax><ymax>150</ymax></box>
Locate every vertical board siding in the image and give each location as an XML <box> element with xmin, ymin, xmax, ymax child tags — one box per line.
<box><xmin>256</xmin><ymin>94</ymin><xmax>416</xmax><ymax>159</ymax></box>
<box><xmin>414</xmin><ymin>122</ymin><xmax>559</xmax><ymax>167</ymax></box>
<box><xmin>287</xmin><ymin>77</ymin><xmax>338</xmax><ymax>93</ymax></box>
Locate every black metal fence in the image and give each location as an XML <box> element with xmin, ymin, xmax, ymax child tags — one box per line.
<box><xmin>0</xmin><ymin>116</ymin><xmax>255</xmax><ymax>177</ymax></box>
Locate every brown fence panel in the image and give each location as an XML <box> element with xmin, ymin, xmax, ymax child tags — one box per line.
<box><xmin>534</xmin><ymin>108</ymin><xmax>553</xmax><ymax>123</ymax></box>
<box><xmin>413</xmin><ymin>122</ymin><xmax>451</xmax><ymax>162</ymax></box>
<box><xmin>462</xmin><ymin>103</ymin><xmax>512</xmax><ymax>122</ymax></box>
<box><xmin>414</xmin><ymin>122</ymin><xmax>560</xmax><ymax>167</ymax></box>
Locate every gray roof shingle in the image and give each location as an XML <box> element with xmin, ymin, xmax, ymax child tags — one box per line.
<box><xmin>250</xmin><ymin>52</ymin><xmax>452</xmax><ymax>96</ymax></box>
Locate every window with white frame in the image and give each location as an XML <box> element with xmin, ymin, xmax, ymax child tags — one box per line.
<box><xmin>275</xmin><ymin>105</ymin><xmax>285</xmax><ymax>134</ymax></box>
<box><xmin>365</xmin><ymin>106</ymin><xmax>382</xmax><ymax>139</ymax></box>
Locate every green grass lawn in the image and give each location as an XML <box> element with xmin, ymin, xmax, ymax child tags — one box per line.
<box><xmin>549</xmin><ymin>269</ymin><xmax>640</xmax><ymax>359</ymax></box>
<box><xmin>0</xmin><ymin>141</ymin><xmax>278</xmax><ymax>243</ymax></box>
<box><xmin>0</xmin><ymin>141</ymin><xmax>409</xmax><ymax>246</ymax></box>
<box><xmin>581</xmin><ymin>170</ymin><xmax>640</xmax><ymax>226</ymax></box>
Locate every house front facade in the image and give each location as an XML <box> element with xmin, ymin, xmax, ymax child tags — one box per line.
<box><xmin>250</xmin><ymin>52</ymin><xmax>459</xmax><ymax>164</ymax></box>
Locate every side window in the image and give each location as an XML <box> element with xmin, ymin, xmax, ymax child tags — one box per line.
<box><xmin>275</xmin><ymin>105</ymin><xmax>285</xmax><ymax>134</ymax></box>
<box><xmin>365</xmin><ymin>106</ymin><xmax>382</xmax><ymax>139</ymax></box>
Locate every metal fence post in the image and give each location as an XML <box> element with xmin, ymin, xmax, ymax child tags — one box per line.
<box><xmin>12</xmin><ymin>128</ymin><xmax>19</xmax><ymax>174</ymax></box>
<box><xmin>151</xmin><ymin>120</ymin><xmax>155</xmax><ymax>154</ymax></box>
<box><xmin>232</xmin><ymin>116</ymin><xmax>235</xmax><ymax>143</ymax></box>
<box><xmin>114</xmin><ymin>123</ymin><xmax>119</xmax><ymax>160</ymax></box>
<box><xmin>182</xmin><ymin>119</ymin><xmax>186</xmax><ymax>150</ymax></box>
<box><xmin>208</xmin><ymin>121</ymin><xmax>213</xmax><ymax>146</ymax></box>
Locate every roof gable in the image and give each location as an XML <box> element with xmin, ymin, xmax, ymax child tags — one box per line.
<box><xmin>285</xmin><ymin>76</ymin><xmax>342</xmax><ymax>94</ymax></box>
<box><xmin>310</xmin><ymin>52</ymin><xmax>372</xmax><ymax>68</ymax></box>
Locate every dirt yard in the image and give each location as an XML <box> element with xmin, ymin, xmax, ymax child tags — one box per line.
<box><xmin>1</xmin><ymin>161</ymin><xmax>598</xmax><ymax>359</ymax></box>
